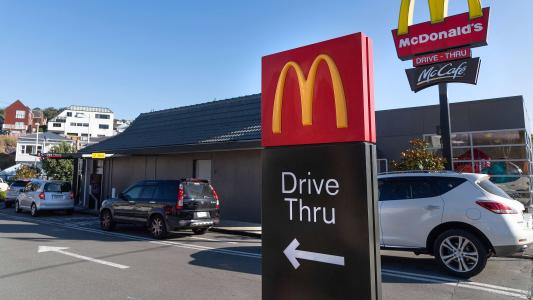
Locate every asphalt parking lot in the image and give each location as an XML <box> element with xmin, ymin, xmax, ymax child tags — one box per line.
<box><xmin>0</xmin><ymin>208</ymin><xmax>531</xmax><ymax>300</ymax></box>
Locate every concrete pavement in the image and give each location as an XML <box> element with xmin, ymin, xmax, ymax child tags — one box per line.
<box><xmin>0</xmin><ymin>209</ymin><xmax>531</xmax><ymax>300</ymax></box>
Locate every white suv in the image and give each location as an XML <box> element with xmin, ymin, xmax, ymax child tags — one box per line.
<box><xmin>378</xmin><ymin>171</ymin><xmax>533</xmax><ymax>278</ymax></box>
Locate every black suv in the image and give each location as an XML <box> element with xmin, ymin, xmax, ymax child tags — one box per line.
<box><xmin>99</xmin><ymin>179</ymin><xmax>220</xmax><ymax>239</ymax></box>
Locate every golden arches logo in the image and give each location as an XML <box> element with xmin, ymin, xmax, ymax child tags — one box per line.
<box><xmin>398</xmin><ymin>0</ymin><xmax>484</xmax><ymax>35</ymax></box>
<box><xmin>272</xmin><ymin>54</ymin><xmax>347</xmax><ymax>134</ymax></box>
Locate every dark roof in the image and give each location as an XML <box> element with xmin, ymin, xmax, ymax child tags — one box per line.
<box><xmin>18</xmin><ymin>132</ymin><xmax>72</xmax><ymax>142</ymax></box>
<box><xmin>81</xmin><ymin>94</ymin><xmax>261</xmax><ymax>154</ymax></box>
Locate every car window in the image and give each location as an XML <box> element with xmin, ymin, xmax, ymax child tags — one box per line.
<box><xmin>434</xmin><ymin>177</ymin><xmax>466</xmax><ymax>195</ymax></box>
<box><xmin>44</xmin><ymin>182</ymin><xmax>71</xmax><ymax>193</ymax></box>
<box><xmin>477</xmin><ymin>178</ymin><xmax>512</xmax><ymax>199</ymax></box>
<box><xmin>410</xmin><ymin>179</ymin><xmax>437</xmax><ymax>199</ymax></box>
<box><xmin>379</xmin><ymin>179</ymin><xmax>411</xmax><ymax>201</ymax></box>
<box><xmin>183</xmin><ymin>182</ymin><xmax>213</xmax><ymax>198</ymax></box>
<box><xmin>123</xmin><ymin>185</ymin><xmax>143</xmax><ymax>200</ymax></box>
<box><xmin>154</xmin><ymin>181</ymin><xmax>178</xmax><ymax>202</ymax></box>
<box><xmin>11</xmin><ymin>181</ymin><xmax>29</xmax><ymax>188</ymax></box>
<box><xmin>139</xmin><ymin>185</ymin><xmax>157</xmax><ymax>201</ymax></box>
<box><xmin>29</xmin><ymin>183</ymin><xmax>41</xmax><ymax>192</ymax></box>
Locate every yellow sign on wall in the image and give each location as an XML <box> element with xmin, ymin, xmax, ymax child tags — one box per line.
<box><xmin>91</xmin><ymin>153</ymin><xmax>106</xmax><ymax>159</ymax></box>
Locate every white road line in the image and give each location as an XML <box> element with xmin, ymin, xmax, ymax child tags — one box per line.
<box><xmin>0</xmin><ymin>213</ymin><xmax>261</xmax><ymax>260</ymax></box>
<box><xmin>382</xmin><ymin>269</ymin><xmax>530</xmax><ymax>299</ymax></box>
<box><xmin>190</xmin><ymin>236</ymin><xmax>239</xmax><ymax>244</ymax></box>
<box><xmin>38</xmin><ymin>246</ymin><xmax>129</xmax><ymax>269</ymax></box>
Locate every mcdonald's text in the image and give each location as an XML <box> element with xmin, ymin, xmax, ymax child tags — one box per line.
<box><xmin>392</xmin><ymin>7</ymin><xmax>490</xmax><ymax>61</ymax></box>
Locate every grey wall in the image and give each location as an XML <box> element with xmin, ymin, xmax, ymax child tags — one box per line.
<box><xmin>376</xmin><ymin>96</ymin><xmax>526</xmax><ymax>161</ymax></box>
<box><xmin>101</xmin><ymin>149</ymin><xmax>262</xmax><ymax>223</ymax></box>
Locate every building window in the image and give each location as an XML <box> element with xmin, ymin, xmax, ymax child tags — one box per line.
<box><xmin>70</xmin><ymin>122</ymin><xmax>76</xmax><ymax>126</ymax></box>
<box><xmin>53</xmin><ymin>123</ymin><xmax>62</xmax><ymax>128</ymax></box>
<box><xmin>423</xmin><ymin>129</ymin><xmax>532</xmax><ymax>203</ymax></box>
<box><xmin>99</xmin><ymin>124</ymin><xmax>109</xmax><ymax>129</ymax></box>
<box><xmin>15</xmin><ymin>110</ymin><xmax>26</xmax><ymax>119</ymax></box>
<box><xmin>95</xmin><ymin>114</ymin><xmax>110</xmax><ymax>119</ymax></box>
<box><xmin>66</xmin><ymin>112</ymin><xmax>72</xmax><ymax>117</ymax></box>
<box><xmin>15</xmin><ymin>122</ymin><xmax>25</xmax><ymax>129</ymax></box>
<box><xmin>21</xmin><ymin>145</ymin><xmax>42</xmax><ymax>155</ymax></box>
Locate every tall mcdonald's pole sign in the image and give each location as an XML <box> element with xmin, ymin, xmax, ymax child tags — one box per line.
<box><xmin>392</xmin><ymin>0</ymin><xmax>490</xmax><ymax>170</ymax></box>
<box><xmin>262</xmin><ymin>33</ymin><xmax>381</xmax><ymax>299</ymax></box>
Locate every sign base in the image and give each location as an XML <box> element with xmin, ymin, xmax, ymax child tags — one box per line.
<box><xmin>262</xmin><ymin>142</ymin><xmax>381</xmax><ymax>300</ymax></box>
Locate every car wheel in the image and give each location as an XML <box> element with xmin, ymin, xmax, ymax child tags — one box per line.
<box><xmin>100</xmin><ymin>210</ymin><xmax>115</xmax><ymax>231</ymax></box>
<box><xmin>192</xmin><ymin>228</ymin><xmax>208</xmax><ymax>235</ymax></box>
<box><xmin>433</xmin><ymin>229</ymin><xmax>488</xmax><ymax>278</ymax></box>
<box><xmin>149</xmin><ymin>215</ymin><xmax>168</xmax><ymax>239</ymax></box>
<box><xmin>65</xmin><ymin>209</ymin><xmax>74</xmax><ymax>215</ymax></box>
<box><xmin>15</xmin><ymin>201</ymin><xmax>21</xmax><ymax>213</ymax></box>
<box><xmin>30</xmin><ymin>203</ymin><xmax>38</xmax><ymax>217</ymax></box>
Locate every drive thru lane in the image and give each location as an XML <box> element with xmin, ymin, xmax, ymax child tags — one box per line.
<box><xmin>0</xmin><ymin>210</ymin><xmax>531</xmax><ymax>300</ymax></box>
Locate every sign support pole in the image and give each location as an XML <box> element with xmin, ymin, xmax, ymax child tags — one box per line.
<box><xmin>439</xmin><ymin>83</ymin><xmax>453</xmax><ymax>170</ymax></box>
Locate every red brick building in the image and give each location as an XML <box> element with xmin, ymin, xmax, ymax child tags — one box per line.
<box><xmin>2</xmin><ymin>100</ymin><xmax>33</xmax><ymax>135</ymax></box>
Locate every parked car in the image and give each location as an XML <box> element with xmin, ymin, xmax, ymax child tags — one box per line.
<box><xmin>5</xmin><ymin>180</ymin><xmax>31</xmax><ymax>208</ymax></box>
<box><xmin>99</xmin><ymin>179</ymin><xmax>220</xmax><ymax>239</ymax></box>
<box><xmin>0</xmin><ymin>178</ymin><xmax>9</xmax><ymax>192</ymax></box>
<box><xmin>378</xmin><ymin>171</ymin><xmax>533</xmax><ymax>278</ymax></box>
<box><xmin>15</xmin><ymin>180</ymin><xmax>74</xmax><ymax>216</ymax></box>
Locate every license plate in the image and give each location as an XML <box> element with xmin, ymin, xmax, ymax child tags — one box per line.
<box><xmin>196</xmin><ymin>212</ymin><xmax>209</xmax><ymax>218</ymax></box>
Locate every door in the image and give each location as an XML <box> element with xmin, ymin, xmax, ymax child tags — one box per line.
<box><xmin>22</xmin><ymin>182</ymin><xmax>40</xmax><ymax>208</ymax></box>
<box><xmin>380</xmin><ymin>177</ymin><xmax>444</xmax><ymax>248</ymax></box>
<box><xmin>194</xmin><ymin>160</ymin><xmax>212</xmax><ymax>180</ymax></box>
<box><xmin>113</xmin><ymin>185</ymin><xmax>143</xmax><ymax>221</ymax></box>
<box><xmin>132</xmin><ymin>182</ymin><xmax>158</xmax><ymax>221</ymax></box>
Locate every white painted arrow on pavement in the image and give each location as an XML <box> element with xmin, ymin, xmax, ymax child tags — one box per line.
<box><xmin>38</xmin><ymin>246</ymin><xmax>129</xmax><ymax>269</ymax></box>
<box><xmin>283</xmin><ymin>238</ymin><xmax>345</xmax><ymax>269</ymax></box>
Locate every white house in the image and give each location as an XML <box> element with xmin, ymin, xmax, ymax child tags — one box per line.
<box><xmin>47</xmin><ymin>105</ymin><xmax>115</xmax><ymax>140</ymax></box>
<box><xmin>15</xmin><ymin>132</ymin><xmax>74</xmax><ymax>164</ymax></box>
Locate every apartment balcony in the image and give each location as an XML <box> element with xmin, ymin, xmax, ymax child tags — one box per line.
<box><xmin>51</xmin><ymin>117</ymin><xmax>67</xmax><ymax>123</ymax></box>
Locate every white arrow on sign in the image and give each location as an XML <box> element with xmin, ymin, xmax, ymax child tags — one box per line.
<box><xmin>38</xmin><ymin>246</ymin><xmax>129</xmax><ymax>269</ymax></box>
<box><xmin>283</xmin><ymin>238</ymin><xmax>345</xmax><ymax>269</ymax></box>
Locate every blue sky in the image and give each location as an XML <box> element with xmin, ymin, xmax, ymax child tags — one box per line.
<box><xmin>0</xmin><ymin>0</ymin><xmax>531</xmax><ymax>120</ymax></box>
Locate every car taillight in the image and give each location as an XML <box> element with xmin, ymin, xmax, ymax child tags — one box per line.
<box><xmin>476</xmin><ymin>200</ymin><xmax>517</xmax><ymax>214</ymax></box>
<box><xmin>212</xmin><ymin>186</ymin><xmax>219</xmax><ymax>209</ymax></box>
<box><xmin>39</xmin><ymin>192</ymin><xmax>45</xmax><ymax>200</ymax></box>
<box><xmin>176</xmin><ymin>184</ymin><xmax>184</xmax><ymax>211</ymax></box>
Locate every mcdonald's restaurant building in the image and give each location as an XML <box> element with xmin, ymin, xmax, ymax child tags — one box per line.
<box><xmin>79</xmin><ymin>94</ymin><xmax>532</xmax><ymax>223</ymax></box>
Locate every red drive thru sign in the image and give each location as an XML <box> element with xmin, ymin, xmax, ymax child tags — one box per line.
<box><xmin>261</xmin><ymin>33</ymin><xmax>375</xmax><ymax>147</ymax></box>
<box><xmin>392</xmin><ymin>7</ymin><xmax>490</xmax><ymax>60</ymax></box>
<box><xmin>413</xmin><ymin>47</ymin><xmax>471</xmax><ymax>67</ymax></box>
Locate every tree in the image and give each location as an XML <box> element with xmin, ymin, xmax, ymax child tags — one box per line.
<box><xmin>391</xmin><ymin>138</ymin><xmax>445</xmax><ymax>171</ymax></box>
<box><xmin>41</xmin><ymin>142</ymin><xmax>75</xmax><ymax>181</ymax></box>
<box><xmin>14</xmin><ymin>165</ymin><xmax>41</xmax><ymax>180</ymax></box>
<box><xmin>42</xmin><ymin>107</ymin><xmax>64</xmax><ymax>121</ymax></box>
